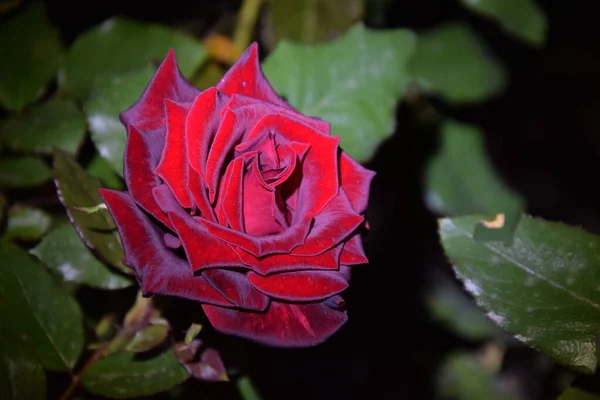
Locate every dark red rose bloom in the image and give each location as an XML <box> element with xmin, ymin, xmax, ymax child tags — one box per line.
<box><xmin>99</xmin><ymin>43</ymin><xmax>374</xmax><ymax>347</ymax></box>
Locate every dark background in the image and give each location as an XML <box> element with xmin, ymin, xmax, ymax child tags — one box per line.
<box><xmin>38</xmin><ymin>0</ymin><xmax>600</xmax><ymax>398</ymax></box>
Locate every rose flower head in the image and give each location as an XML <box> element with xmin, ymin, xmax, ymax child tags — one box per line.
<box><xmin>99</xmin><ymin>43</ymin><xmax>375</xmax><ymax>347</ymax></box>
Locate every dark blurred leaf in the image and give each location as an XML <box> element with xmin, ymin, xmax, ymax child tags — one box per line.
<box><xmin>81</xmin><ymin>349</ymin><xmax>190</xmax><ymax>398</ymax></box>
<box><xmin>263</xmin><ymin>23</ymin><xmax>416</xmax><ymax>162</ymax></box>
<box><xmin>458</xmin><ymin>0</ymin><xmax>547</xmax><ymax>47</ymax></box>
<box><xmin>559</xmin><ymin>387</ymin><xmax>600</xmax><ymax>400</ymax></box>
<box><xmin>31</xmin><ymin>223</ymin><xmax>132</xmax><ymax>289</ymax></box>
<box><xmin>83</xmin><ymin>65</ymin><xmax>156</xmax><ymax>176</ymax></box>
<box><xmin>125</xmin><ymin>325</ymin><xmax>169</xmax><ymax>353</ymax></box>
<box><xmin>0</xmin><ymin>0</ymin><xmax>21</xmax><ymax>15</ymax></box>
<box><xmin>0</xmin><ymin>332</ymin><xmax>46</xmax><ymax>400</ymax></box>
<box><xmin>192</xmin><ymin>60</ymin><xmax>226</xmax><ymax>91</ymax></box>
<box><xmin>4</xmin><ymin>205</ymin><xmax>51</xmax><ymax>241</ymax></box>
<box><xmin>265</xmin><ymin>0</ymin><xmax>364</xmax><ymax>47</ymax></box>
<box><xmin>0</xmin><ymin>157</ymin><xmax>51</xmax><ymax>188</ymax></box>
<box><xmin>440</xmin><ymin>215</ymin><xmax>600</xmax><ymax>373</ymax></box>
<box><xmin>87</xmin><ymin>154</ymin><xmax>125</xmax><ymax>190</ymax></box>
<box><xmin>0</xmin><ymin>244</ymin><xmax>84</xmax><ymax>371</ymax></box>
<box><xmin>237</xmin><ymin>376</ymin><xmax>264</xmax><ymax>400</ymax></box>
<box><xmin>53</xmin><ymin>148</ymin><xmax>130</xmax><ymax>274</ymax></box>
<box><xmin>0</xmin><ymin>192</ymin><xmax>6</xmax><ymax>223</ymax></box>
<box><xmin>425</xmin><ymin>120</ymin><xmax>523</xmax><ymax>243</ymax></box>
<box><xmin>0</xmin><ymin>1</ymin><xmax>61</xmax><ymax>110</ymax></box>
<box><xmin>61</xmin><ymin>17</ymin><xmax>207</xmax><ymax>97</ymax></box>
<box><xmin>0</xmin><ymin>99</ymin><xmax>86</xmax><ymax>154</ymax></box>
<box><xmin>410</xmin><ymin>22</ymin><xmax>507</xmax><ymax>104</ymax></box>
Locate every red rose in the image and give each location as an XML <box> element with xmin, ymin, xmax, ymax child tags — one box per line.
<box><xmin>99</xmin><ymin>43</ymin><xmax>374</xmax><ymax>347</ymax></box>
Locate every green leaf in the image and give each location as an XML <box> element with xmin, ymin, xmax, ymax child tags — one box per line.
<box><xmin>0</xmin><ymin>99</ymin><xmax>86</xmax><ymax>154</ymax></box>
<box><xmin>0</xmin><ymin>2</ymin><xmax>61</xmax><ymax>110</ymax></box>
<box><xmin>53</xmin><ymin>148</ymin><xmax>130</xmax><ymax>275</ymax></box>
<box><xmin>439</xmin><ymin>215</ymin><xmax>600</xmax><ymax>373</ymax></box>
<box><xmin>81</xmin><ymin>349</ymin><xmax>190</xmax><ymax>398</ymax></box>
<box><xmin>410</xmin><ymin>22</ymin><xmax>507</xmax><ymax>104</ymax></box>
<box><xmin>263</xmin><ymin>23</ymin><xmax>416</xmax><ymax>162</ymax></box>
<box><xmin>87</xmin><ymin>154</ymin><xmax>125</xmax><ymax>190</ymax></box>
<box><xmin>125</xmin><ymin>325</ymin><xmax>169</xmax><ymax>353</ymax></box>
<box><xmin>0</xmin><ymin>332</ymin><xmax>46</xmax><ymax>400</ymax></box>
<box><xmin>61</xmin><ymin>17</ymin><xmax>207</xmax><ymax>97</ymax></box>
<box><xmin>31</xmin><ymin>223</ymin><xmax>132</xmax><ymax>290</ymax></box>
<box><xmin>0</xmin><ymin>157</ymin><xmax>51</xmax><ymax>188</ymax></box>
<box><xmin>236</xmin><ymin>376</ymin><xmax>264</xmax><ymax>400</ymax></box>
<box><xmin>4</xmin><ymin>205</ymin><xmax>52</xmax><ymax>241</ymax></box>
<box><xmin>559</xmin><ymin>387</ymin><xmax>600</xmax><ymax>400</ymax></box>
<box><xmin>0</xmin><ymin>244</ymin><xmax>84</xmax><ymax>371</ymax></box>
<box><xmin>265</xmin><ymin>0</ymin><xmax>365</xmax><ymax>46</ymax></box>
<box><xmin>458</xmin><ymin>0</ymin><xmax>547</xmax><ymax>47</ymax></box>
<box><xmin>83</xmin><ymin>65</ymin><xmax>157</xmax><ymax>176</ymax></box>
<box><xmin>425</xmin><ymin>120</ymin><xmax>524</xmax><ymax>243</ymax></box>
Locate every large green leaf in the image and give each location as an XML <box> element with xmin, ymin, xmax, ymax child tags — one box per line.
<box><xmin>81</xmin><ymin>349</ymin><xmax>190</xmax><ymax>398</ymax></box>
<box><xmin>0</xmin><ymin>157</ymin><xmax>51</xmax><ymax>188</ymax></box>
<box><xmin>0</xmin><ymin>332</ymin><xmax>46</xmax><ymax>400</ymax></box>
<box><xmin>0</xmin><ymin>99</ymin><xmax>86</xmax><ymax>154</ymax></box>
<box><xmin>0</xmin><ymin>2</ymin><xmax>61</xmax><ymax>110</ymax></box>
<box><xmin>410</xmin><ymin>22</ymin><xmax>507</xmax><ymax>104</ymax></box>
<box><xmin>31</xmin><ymin>223</ymin><xmax>132</xmax><ymax>290</ymax></box>
<box><xmin>0</xmin><ymin>244</ymin><xmax>84</xmax><ymax>371</ymax></box>
<box><xmin>53</xmin><ymin>148</ymin><xmax>130</xmax><ymax>274</ymax></box>
<box><xmin>263</xmin><ymin>23</ymin><xmax>416</xmax><ymax>162</ymax></box>
<box><xmin>439</xmin><ymin>215</ymin><xmax>600</xmax><ymax>373</ymax></box>
<box><xmin>83</xmin><ymin>65</ymin><xmax>157</xmax><ymax>175</ymax></box>
<box><xmin>458</xmin><ymin>0</ymin><xmax>547</xmax><ymax>47</ymax></box>
<box><xmin>426</xmin><ymin>120</ymin><xmax>524</xmax><ymax>243</ymax></box>
<box><xmin>61</xmin><ymin>17</ymin><xmax>207</xmax><ymax>97</ymax></box>
<box><xmin>4</xmin><ymin>205</ymin><xmax>52</xmax><ymax>241</ymax></box>
<box><xmin>265</xmin><ymin>0</ymin><xmax>364</xmax><ymax>47</ymax></box>
<box><xmin>559</xmin><ymin>387</ymin><xmax>600</xmax><ymax>400</ymax></box>
<box><xmin>87</xmin><ymin>153</ymin><xmax>125</xmax><ymax>190</ymax></box>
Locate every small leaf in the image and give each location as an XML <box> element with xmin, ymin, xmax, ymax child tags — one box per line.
<box><xmin>0</xmin><ymin>157</ymin><xmax>51</xmax><ymax>188</ymax></box>
<box><xmin>4</xmin><ymin>205</ymin><xmax>52</xmax><ymax>241</ymax></box>
<box><xmin>53</xmin><ymin>148</ymin><xmax>130</xmax><ymax>274</ymax></box>
<box><xmin>265</xmin><ymin>0</ymin><xmax>365</xmax><ymax>47</ymax></box>
<box><xmin>458</xmin><ymin>0</ymin><xmax>547</xmax><ymax>47</ymax></box>
<box><xmin>263</xmin><ymin>23</ymin><xmax>416</xmax><ymax>162</ymax></box>
<box><xmin>184</xmin><ymin>323</ymin><xmax>202</xmax><ymax>345</ymax></box>
<box><xmin>81</xmin><ymin>349</ymin><xmax>190</xmax><ymax>398</ymax></box>
<box><xmin>0</xmin><ymin>332</ymin><xmax>46</xmax><ymax>400</ymax></box>
<box><xmin>559</xmin><ymin>387</ymin><xmax>600</xmax><ymax>400</ymax></box>
<box><xmin>30</xmin><ymin>223</ymin><xmax>132</xmax><ymax>290</ymax></box>
<box><xmin>0</xmin><ymin>1</ymin><xmax>61</xmax><ymax>110</ymax></box>
<box><xmin>0</xmin><ymin>244</ymin><xmax>84</xmax><ymax>371</ymax></box>
<box><xmin>61</xmin><ymin>17</ymin><xmax>207</xmax><ymax>97</ymax></box>
<box><xmin>440</xmin><ymin>215</ymin><xmax>600</xmax><ymax>373</ymax></box>
<box><xmin>0</xmin><ymin>99</ymin><xmax>86</xmax><ymax>154</ymax></box>
<box><xmin>125</xmin><ymin>325</ymin><xmax>169</xmax><ymax>353</ymax></box>
<box><xmin>425</xmin><ymin>120</ymin><xmax>523</xmax><ymax>243</ymax></box>
<box><xmin>87</xmin><ymin>154</ymin><xmax>125</xmax><ymax>190</ymax></box>
<box><xmin>410</xmin><ymin>22</ymin><xmax>507</xmax><ymax>104</ymax></box>
<box><xmin>237</xmin><ymin>376</ymin><xmax>264</xmax><ymax>400</ymax></box>
<box><xmin>83</xmin><ymin>65</ymin><xmax>156</xmax><ymax>176</ymax></box>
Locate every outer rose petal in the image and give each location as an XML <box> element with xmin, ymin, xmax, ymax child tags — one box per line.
<box><xmin>202</xmin><ymin>300</ymin><xmax>347</xmax><ymax>347</ymax></box>
<box><xmin>98</xmin><ymin>189</ymin><xmax>231</xmax><ymax>307</ymax></box>
<box><xmin>339</xmin><ymin>152</ymin><xmax>376</xmax><ymax>214</ymax></box>
<box><xmin>248</xmin><ymin>270</ymin><xmax>348</xmax><ymax>302</ymax></box>
<box><xmin>339</xmin><ymin>233</ymin><xmax>368</xmax><ymax>265</ymax></box>
<box><xmin>217</xmin><ymin>43</ymin><xmax>291</xmax><ymax>110</ymax></box>
<box><xmin>203</xmin><ymin>269</ymin><xmax>269</xmax><ymax>311</ymax></box>
<box><xmin>121</xmin><ymin>49</ymin><xmax>199</xmax><ymax>131</ymax></box>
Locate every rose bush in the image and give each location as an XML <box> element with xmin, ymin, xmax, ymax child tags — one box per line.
<box><xmin>99</xmin><ymin>43</ymin><xmax>374</xmax><ymax>347</ymax></box>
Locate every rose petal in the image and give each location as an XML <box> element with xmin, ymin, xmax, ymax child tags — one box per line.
<box><xmin>217</xmin><ymin>43</ymin><xmax>291</xmax><ymax>109</ymax></box>
<box><xmin>202</xmin><ymin>300</ymin><xmax>347</xmax><ymax>347</ymax></box>
<box><xmin>188</xmin><ymin>167</ymin><xmax>216</xmax><ymax>222</ymax></box>
<box><xmin>152</xmin><ymin>185</ymin><xmax>248</xmax><ymax>271</ymax></box>
<box><xmin>215</xmin><ymin>156</ymin><xmax>245</xmax><ymax>231</ymax></box>
<box><xmin>248</xmin><ymin>270</ymin><xmax>348</xmax><ymax>302</ymax></box>
<box><xmin>203</xmin><ymin>269</ymin><xmax>269</xmax><ymax>311</ymax></box>
<box><xmin>154</xmin><ymin>100</ymin><xmax>193</xmax><ymax>208</ymax></box>
<box><xmin>99</xmin><ymin>189</ymin><xmax>231</xmax><ymax>307</ymax></box>
<box><xmin>243</xmin><ymin>160</ymin><xmax>283</xmax><ymax>236</ymax></box>
<box><xmin>339</xmin><ymin>152</ymin><xmax>375</xmax><ymax>214</ymax></box>
<box><xmin>339</xmin><ymin>233</ymin><xmax>368</xmax><ymax>265</ymax></box>
<box><xmin>124</xmin><ymin>125</ymin><xmax>170</xmax><ymax>227</ymax></box>
<box><xmin>121</xmin><ymin>49</ymin><xmax>199</xmax><ymax>131</ymax></box>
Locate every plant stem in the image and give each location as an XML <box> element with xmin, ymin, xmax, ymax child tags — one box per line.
<box><xmin>233</xmin><ymin>0</ymin><xmax>264</xmax><ymax>50</ymax></box>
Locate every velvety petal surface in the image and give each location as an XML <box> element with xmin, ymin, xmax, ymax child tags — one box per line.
<box><xmin>203</xmin><ymin>269</ymin><xmax>269</xmax><ymax>311</ymax></box>
<box><xmin>248</xmin><ymin>270</ymin><xmax>348</xmax><ymax>301</ymax></box>
<box><xmin>99</xmin><ymin>189</ymin><xmax>231</xmax><ymax>307</ymax></box>
<box><xmin>202</xmin><ymin>300</ymin><xmax>347</xmax><ymax>347</ymax></box>
<box><xmin>339</xmin><ymin>152</ymin><xmax>376</xmax><ymax>214</ymax></box>
<box><xmin>120</xmin><ymin>49</ymin><xmax>199</xmax><ymax>131</ymax></box>
<box><xmin>339</xmin><ymin>233</ymin><xmax>368</xmax><ymax>265</ymax></box>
